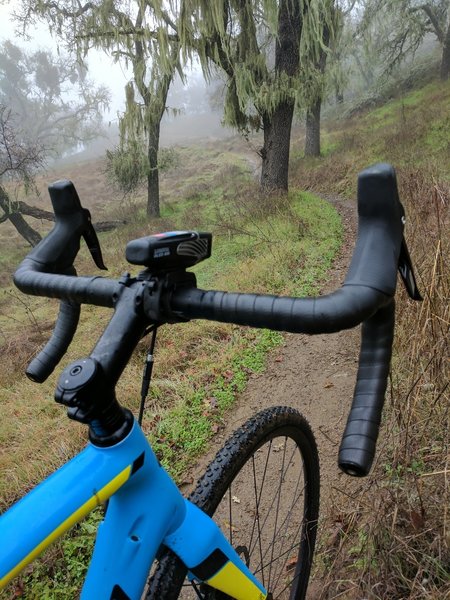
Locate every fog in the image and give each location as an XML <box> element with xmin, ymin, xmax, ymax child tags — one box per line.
<box><xmin>0</xmin><ymin>2</ymin><xmax>128</xmax><ymax>117</ymax></box>
<box><xmin>1</xmin><ymin>1</ymin><xmax>443</xmax><ymax>166</ymax></box>
<box><xmin>0</xmin><ymin>2</ymin><xmax>235</xmax><ymax>164</ymax></box>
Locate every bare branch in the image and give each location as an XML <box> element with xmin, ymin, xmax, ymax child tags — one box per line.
<box><xmin>0</xmin><ymin>105</ymin><xmax>45</xmax><ymax>179</ymax></box>
<box><xmin>14</xmin><ymin>201</ymin><xmax>55</xmax><ymax>221</ymax></box>
<box><xmin>418</xmin><ymin>4</ymin><xmax>445</xmax><ymax>42</ymax></box>
<box><xmin>76</xmin><ymin>29</ymin><xmax>180</xmax><ymax>42</ymax></box>
<box><xmin>33</xmin><ymin>1</ymin><xmax>95</xmax><ymax>19</ymax></box>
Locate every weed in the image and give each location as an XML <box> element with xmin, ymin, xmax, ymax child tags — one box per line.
<box><xmin>291</xmin><ymin>78</ymin><xmax>450</xmax><ymax>599</ymax></box>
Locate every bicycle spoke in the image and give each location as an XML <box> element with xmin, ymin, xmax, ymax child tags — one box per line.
<box><xmin>267</xmin><ymin>436</ymin><xmax>288</xmax><ymax>590</ymax></box>
<box><xmin>228</xmin><ymin>482</ymin><xmax>233</xmax><ymax>547</ymax></box>
<box><xmin>255</xmin><ymin>542</ymin><xmax>305</xmax><ymax>598</ymax></box>
<box><xmin>248</xmin><ymin>442</ymin><xmax>307</xmax><ymax>597</ymax></box>
<box><xmin>232</xmin><ymin>437</ymin><xmax>307</xmax><ymax>598</ymax></box>
<box><xmin>258</xmin><ymin>520</ymin><xmax>306</xmax><ymax>595</ymax></box>
<box><xmin>249</xmin><ymin>439</ymin><xmax>301</xmax><ymax>557</ymax></box>
<box><xmin>268</xmin><ymin>468</ymin><xmax>307</xmax><ymax>590</ymax></box>
<box><xmin>251</xmin><ymin>445</ymin><xmax>272</xmax><ymax>587</ymax></box>
<box><xmin>254</xmin><ymin>496</ymin><xmax>306</xmax><ymax>578</ymax></box>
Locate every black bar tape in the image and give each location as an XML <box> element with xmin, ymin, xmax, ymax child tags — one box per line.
<box><xmin>25</xmin><ymin>181</ymin><xmax>89</xmax><ymax>272</ymax></box>
<box><xmin>12</xmin><ymin>178</ymin><xmax>119</xmax><ymax>381</ymax></box>
<box><xmin>14</xmin><ymin>262</ymin><xmax>119</xmax><ymax>382</ymax></box>
<box><xmin>170</xmin><ymin>285</ymin><xmax>389</xmax><ymax>334</ymax></box>
<box><xmin>12</xmin><ymin>164</ymin><xmax>405</xmax><ymax>477</ymax></box>
<box><xmin>14</xmin><ymin>262</ymin><xmax>118</xmax><ymax>307</ymax></box>
<box><xmin>338</xmin><ymin>300</ymin><xmax>395</xmax><ymax>476</ymax></box>
<box><xmin>26</xmin><ymin>301</ymin><xmax>80</xmax><ymax>383</ymax></box>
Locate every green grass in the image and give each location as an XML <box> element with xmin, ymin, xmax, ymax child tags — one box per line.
<box><xmin>0</xmin><ymin>140</ymin><xmax>342</xmax><ymax>597</ymax></box>
<box><xmin>425</xmin><ymin>113</ymin><xmax>450</xmax><ymax>154</ymax></box>
<box><xmin>292</xmin><ymin>78</ymin><xmax>450</xmax><ymax>197</ymax></box>
<box><xmin>151</xmin><ymin>328</ymin><xmax>283</xmax><ymax>478</ymax></box>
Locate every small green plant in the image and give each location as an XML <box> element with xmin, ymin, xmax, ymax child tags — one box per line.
<box><xmin>349</xmin><ymin>529</ymin><xmax>379</xmax><ymax>572</ymax></box>
<box><xmin>105</xmin><ymin>141</ymin><xmax>179</xmax><ymax>196</ymax></box>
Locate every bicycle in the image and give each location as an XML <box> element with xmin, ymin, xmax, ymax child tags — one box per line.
<box><xmin>0</xmin><ymin>163</ymin><xmax>421</xmax><ymax>599</ymax></box>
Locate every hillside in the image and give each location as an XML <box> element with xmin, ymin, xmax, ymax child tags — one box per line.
<box><xmin>293</xmin><ymin>79</ymin><xmax>450</xmax><ymax>599</ymax></box>
<box><xmin>0</xmin><ymin>78</ymin><xmax>448</xmax><ymax>599</ymax></box>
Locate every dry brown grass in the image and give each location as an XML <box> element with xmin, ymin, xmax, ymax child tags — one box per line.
<box><xmin>316</xmin><ymin>170</ymin><xmax>449</xmax><ymax>599</ymax></box>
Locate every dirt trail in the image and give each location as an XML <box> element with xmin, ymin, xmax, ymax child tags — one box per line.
<box><xmin>246</xmin><ymin>196</ymin><xmax>360</xmax><ymax>500</ymax></box>
<box><xmin>184</xmin><ymin>196</ymin><xmax>362</xmax><ymax>597</ymax></box>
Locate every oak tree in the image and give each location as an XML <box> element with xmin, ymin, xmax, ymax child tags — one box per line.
<box><xmin>15</xmin><ymin>1</ymin><xmax>181</xmax><ymax>218</ymax></box>
<box><xmin>0</xmin><ymin>41</ymin><xmax>109</xmax><ymax>156</ymax></box>
<box><xmin>179</xmin><ymin>0</ymin><xmax>334</xmax><ymax>192</ymax></box>
<box><xmin>362</xmin><ymin>0</ymin><xmax>450</xmax><ymax>80</ymax></box>
<box><xmin>0</xmin><ymin>105</ymin><xmax>47</xmax><ymax>246</ymax></box>
<box><xmin>0</xmin><ymin>42</ymin><xmax>108</xmax><ymax>245</ymax></box>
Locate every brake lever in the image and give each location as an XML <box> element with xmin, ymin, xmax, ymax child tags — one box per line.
<box><xmin>82</xmin><ymin>213</ymin><xmax>107</xmax><ymax>271</ymax></box>
<box><xmin>398</xmin><ymin>236</ymin><xmax>422</xmax><ymax>301</ymax></box>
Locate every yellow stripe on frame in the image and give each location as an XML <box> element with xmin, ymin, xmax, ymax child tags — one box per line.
<box><xmin>207</xmin><ymin>561</ymin><xmax>267</xmax><ymax>600</ymax></box>
<box><xmin>0</xmin><ymin>465</ymin><xmax>131</xmax><ymax>590</ymax></box>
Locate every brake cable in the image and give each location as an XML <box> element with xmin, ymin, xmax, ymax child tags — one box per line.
<box><xmin>138</xmin><ymin>325</ymin><xmax>158</xmax><ymax>426</ymax></box>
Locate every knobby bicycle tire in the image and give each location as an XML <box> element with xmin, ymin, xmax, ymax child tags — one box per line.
<box><xmin>147</xmin><ymin>406</ymin><xmax>320</xmax><ymax>600</ymax></box>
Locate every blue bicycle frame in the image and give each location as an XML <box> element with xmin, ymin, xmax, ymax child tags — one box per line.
<box><xmin>0</xmin><ymin>420</ymin><xmax>267</xmax><ymax>600</ymax></box>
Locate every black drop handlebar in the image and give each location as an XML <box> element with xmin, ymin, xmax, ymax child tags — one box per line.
<box><xmin>13</xmin><ymin>164</ymin><xmax>421</xmax><ymax>476</ymax></box>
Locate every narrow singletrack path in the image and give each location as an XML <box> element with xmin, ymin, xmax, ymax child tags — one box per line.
<box><xmin>183</xmin><ymin>196</ymin><xmax>362</xmax><ymax>598</ymax></box>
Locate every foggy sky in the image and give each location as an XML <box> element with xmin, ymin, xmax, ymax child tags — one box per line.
<box><xmin>0</xmin><ymin>1</ymin><xmax>128</xmax><ymax>117</ymax></box>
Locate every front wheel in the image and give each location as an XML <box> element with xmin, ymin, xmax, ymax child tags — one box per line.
<box><xmin>147</xmin><ymin>406</ymin><xmax>320</xmax><ymax>600</ymax></box>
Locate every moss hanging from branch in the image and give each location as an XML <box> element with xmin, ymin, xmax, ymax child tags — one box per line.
<box><xmin>179</xmin><ymin>0</ymin><xmax>336</xmax><ymax>132</ymax></box>
<box><xmin>16</xmin><ymin>0</ymin><xmax>182</xmax><ymax>217</ymax></box>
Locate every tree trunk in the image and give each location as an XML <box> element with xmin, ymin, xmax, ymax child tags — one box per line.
<box><xmin>441</xmin><ymin>23</ymin><xmax>450</xmax><ymax>80</ymax></box>
<box><xmin>305</xmin><ymin>98</ymin><xmax>322</xmax><ymax>157</ymax></box>
<box><xmin>259</xmin><ymin>0</ymin><xmax>303</xmax><ymax>193</ymax></box>
<box><xmin>15</xmin><ymin>200</ymin><xmax>55</xmax><ymax>221</ymax></box>
<box><xmin>260</xmin><ymin>102</ymin><xmax>295</xmax><ymax>192</ymax></box>
<box><xmin>304</xmin><ymin>15</ymin><xmax>329</xmax><ymax>159</ymax></box>
<box><xmin>0</xmin><ymin>185</ymin><xmax>42</xmax><ymax>247</ymax></box>
<box><xmin>146</xmin><ymin>123</ymin><xmax>161</xmax><ymax>218</ymax></box>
